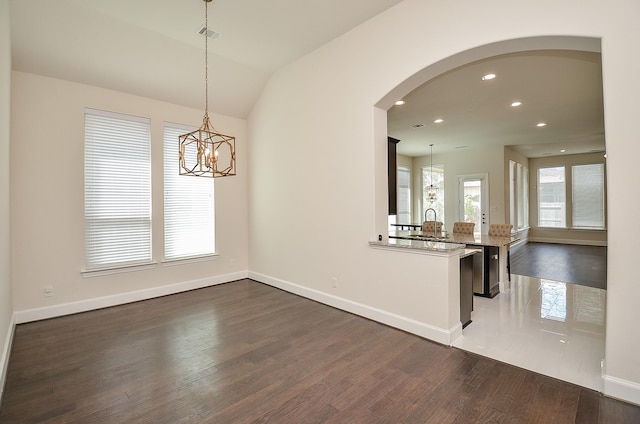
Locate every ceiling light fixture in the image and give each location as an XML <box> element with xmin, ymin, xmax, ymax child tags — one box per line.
<box><xmin>560</xmin><ymin>149</ymin><xmax>566</xmax><ymax>153</ymax></box>
<box><xmin>179</xmin><ymin>0</ymin><xmax>236</xmax><ymax>178</ymax></box>
<box><xmin>434</xmin><ymin>118</ymin><xmax>444</xmax><ymax>124</ymax></box>
<box><xmin>511</xmin><ymin>101</ymin><xmax>522</xmax><ymax>107</ymax></box>
<box><xmin>481</xmin><ymin>73</ymin><xmax>496</xmax><ymax>81</ymax></box>
<box><xmin>536</xmin><ymin>122</ymin><xmax>547</xmax><ymax>127</ymax></box>
<box><xmin>395</xmin><ymin>100</ymin><xmax>405</xmax><ymax>106</ymax></box>
<box><xmin>426</xmin><ymin>144</ymin><xmax>438</xmax><ymax>203</ymax></box>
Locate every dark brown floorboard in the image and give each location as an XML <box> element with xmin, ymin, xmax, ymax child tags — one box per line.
<box><xmin>1</xmin><ymin>279</ymin><xmax>636</xmax><ymax>423</ymax></box>
<box><xmin>510</xmin><ymin>242</ymin><xmax>607</xmax><ymax>289</ymax></box>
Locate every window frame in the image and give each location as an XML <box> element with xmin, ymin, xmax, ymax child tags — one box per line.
<box><xmin>83</xmin><ymin>108</ymin><xmax>153</xmax><ymax>272</ymax></box>
<box><xmin>163</xmin><ymin>122</ymin><xmax>217</xmax><ymax>261</ymax></box>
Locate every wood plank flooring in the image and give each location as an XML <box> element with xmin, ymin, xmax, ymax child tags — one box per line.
<box><xmin>2</xmin><ymin>279</ymin><xmax>638</xmax><ymax>423</ymax></box>
<box><xmin>510</xmin><ymin>242</ymin><xmax>607</xmax><ymax>290</ymax></box>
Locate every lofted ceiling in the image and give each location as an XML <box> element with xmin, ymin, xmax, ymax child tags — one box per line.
<box><xmin>9</xmin><ymin>1</ymin><xmax>605</xmax><ymax>158</ymax></box>
<box><xmin>9</xmin><ymin>0</ymin><xmax>405</xmax><ymax>118</ymax></box>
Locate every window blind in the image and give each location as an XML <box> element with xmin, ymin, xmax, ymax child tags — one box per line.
<box><xmin>397</xmin><ymin>166</ymin><xmax>411</xmax><ymax>224</ymax></box>
<box><xmin>538</xmin><ymin>166</ymin><xmax>566</xmax><ymax>228</ymax></box>
<box><xmin>572</xmin><ymin>163</ymin><xmax>605</xmax><ymax>228</ymax></box>
<box><xmin>84</xmin><ymin>109</ymin><xmax>152</xmax><ymax>270</ymax></box>
<box><xmin>163</xmin><ymin>124</ymin><xmax>215</xmax><ymax>260</ymax></box>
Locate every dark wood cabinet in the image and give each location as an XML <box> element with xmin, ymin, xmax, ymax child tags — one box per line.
<box><xmin>388</xmin><ymin>137</ymin><xmax>400</xmax><ymax>215</ymax></box>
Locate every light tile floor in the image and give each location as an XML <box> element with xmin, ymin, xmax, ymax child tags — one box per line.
<box><xmin>453</xmin><ymin>274</ymin><xmax>606</xmax><ymax>391</ymax></box>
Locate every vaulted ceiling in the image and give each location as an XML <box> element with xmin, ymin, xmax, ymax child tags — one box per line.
<box><xmin>9</xmin><ymin>0</ymin><xmax>605</xmax><ymax>158</ymax></box>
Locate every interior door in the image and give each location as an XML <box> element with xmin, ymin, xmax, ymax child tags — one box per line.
<box><xmin>458</xmin><ymin>174</ymin><xmax>489</xmax><ymax>235</ymax></box>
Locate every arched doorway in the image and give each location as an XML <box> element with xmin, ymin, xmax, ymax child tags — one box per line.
<box><xmin>377</xmin><ymin>36</ymin><xmax>607</xmax><ymax>391</ymax></box>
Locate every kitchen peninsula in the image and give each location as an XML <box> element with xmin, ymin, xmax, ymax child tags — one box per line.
<box><xmin>389</xmin><ymin>230</ymin><xmax>516</xmax><ymax>297</ymax></box>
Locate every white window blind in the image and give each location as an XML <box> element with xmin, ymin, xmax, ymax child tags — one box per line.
<box><xmin>572</xmin><ymin>163</ymin><xmax>605</xmax><ymax>228</ymax></box>
<box><xmin>397</xmin><ymin>166</ymin><xmax>411</xmax><ymax>224</ymax></box>
<box><xmin>163</xmin><ymin>124</ymin><xmax>215</xmax><ymax>260</ymax></box>
<box><xmin>538</xmin><ymin>166</ymin><xmax>566</xmax><ymax>228</ymax></box>
<box><xmin>84</xmin><ymin>109</ymin><xmax>152</xmax><ymax>270</ymax></box>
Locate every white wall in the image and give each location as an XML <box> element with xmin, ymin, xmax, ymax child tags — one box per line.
<box><xmin>0</xmin><ymin>0</ymin><xmax>14</xmax><ymax>400</ymax></box>
<box><xmin>412</xmin><ymin>145</ymin><xmax>505</xmax><ymax>228</ymax></box>
<box><xmin>10</xmin><ymin>72</ymin><xmax>249</xmax><ymax>319</ymax></box>
<box><xmin>248</xmin><ymin>0</ymin><xmax>640</xmax><ymax>404</ymax></box>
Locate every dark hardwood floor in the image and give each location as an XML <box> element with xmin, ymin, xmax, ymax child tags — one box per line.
<box><xmin>2</xmin><ymin>279</ymin><xmax>637</xmax><ymax>423</ymax></box>
<box><xmin>511</xmin><ymin>242</ymin><xmax>607</xmax><ymax>290</ymax></box>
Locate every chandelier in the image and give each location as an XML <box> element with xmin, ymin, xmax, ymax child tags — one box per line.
<box><xmin>179</xmin><ymin>0</ymin><xmax>236</xmax><ymax>178</ymax></box>
<box><xmin>426</xmin><ymin>143</ymin><xmax>438</xmax><ymax>202</ymax></box>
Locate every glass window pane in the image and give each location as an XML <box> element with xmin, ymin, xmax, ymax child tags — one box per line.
<box><xmin>84</xmin><ymin>109</ymin><xmax>152</xmax><ymax>269</ymax></box>
<box><xmin>572</xmin><ymin>163</ymin><xmax>605</xmax><ymax>228</ymax></box>
<box><xmin>164</xmin><ymin>124</ymin><xmax>216</xmax><ymax>260</ymax></box>
<box><xmin>422</xmin><ymin>165</ymin><xmax>444</xmax><ymax>226</ymax></box>
<box><xmin>538</xmin><ymin>166</ymin><xmax>566</xmax><ymax>228</ymax></box>
<box><xmin>397</xmin><ymin>166</ymin><xmax>411</xmax><ymax>224</ymax></box>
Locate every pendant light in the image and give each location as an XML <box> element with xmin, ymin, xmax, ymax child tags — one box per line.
<box><xmin>426</xmin><ymin>144</ymin><xmax>438</xmax><ymax>202</ymax></box>
<box><xmin>179</xmin><ymin>0</ymin><xmax>236</xmax><ymax>178</ymax></box>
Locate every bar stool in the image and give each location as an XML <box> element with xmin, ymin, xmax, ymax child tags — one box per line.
<box><xmin>452</xmin><ymin>222</ymin><xmax>475</xmax><ymax>234</ymax></box>
<box><xmin>422</xmin><ymin>221</ymin><xmax>443</xmax><ymax>234</ymax></box>
<box><xmin>489</xmin><ymin>224</ymin><xmax>514</xmax><ymax>281</ymax></box>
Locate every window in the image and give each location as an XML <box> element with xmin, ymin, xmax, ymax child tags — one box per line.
<box><xmin>163</xmin><ymin>124</ymin><xmax>216</xmax><ymax>260</ymax></box>
<box><xmin>538</xmin><ymin>166</ymin><xmax>566</xmax><ymax>228</ymax></box>
<box><xmin>397</xmin><ymin>166</ymin><xmax>411</xmax><ymax>224</ymax></box>
<box><xmin>84</xmin><ymin>109</ymin><xmax>152</xmax><ymax>270</ymax></box>
<box><xmin>422</xmin><ymin>165</ymin><xmax>444</xmax><ymax>226</ymax></box>
<box><xmin>510</xmin><ymin>161</ymin><xmax>529</xmax><ymax>231</ymax></box>
<box><xmin>572</xmin><ymin>163</ymin><xmax>605</xmax><ymax>229</ymax></box>
<box><xmin>518</xmin><ymin>164</ymin><xmax>529</xmax><ymax>229</ymax></box>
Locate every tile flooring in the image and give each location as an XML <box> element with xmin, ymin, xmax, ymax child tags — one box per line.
<box><xmin>453</xmin><ymin>274</ymin><xmax>606</xmax><ymax>391</ymax></box>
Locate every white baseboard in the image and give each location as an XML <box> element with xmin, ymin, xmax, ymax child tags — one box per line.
<box><xmin>1</xmin><ymin>313</ymin><xmax>16</xmax><ymax>404</ymax></box>
<box><xmin>249</xmin><ymin>271</ymin><xmax>461</xmax><ymax>346</ymax></box>
<box><xmin>14</xmin><ymin>271</ymin><xmax>249</xmax><ymax>324</ymax></box>
<box><xmin>603</xmin><ymin>374</ymin><xmax>640</xmax><ymax>406</ymax></box>
<box><xmin>527</xmin><ymin>237</ymin><xmax>607</xmax><ymax>247</ymax></box>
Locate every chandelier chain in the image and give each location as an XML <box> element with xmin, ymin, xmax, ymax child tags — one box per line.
<box><xmin>204</xmin><ymin>0</ymin><xmax>209</xmax><ymax>115</ymax></box>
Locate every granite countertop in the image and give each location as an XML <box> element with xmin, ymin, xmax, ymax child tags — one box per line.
<box><xmin>369</xmin><ymin>237</ymin><xmax>466</xmax><ymax>253</ymax></box>
<box><xmin>389</xmin><ymin>230</ymin><xmax>517</xmax><ymax>247</ymax></box>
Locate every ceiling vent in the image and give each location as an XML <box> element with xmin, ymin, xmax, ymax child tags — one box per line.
<box><xmin>199</xmin><ymin>26</ymin><xmax>221</xmax><ymax>40</ymax></box>
<box><xmin>411</xmin><ymin>123</ymin><xmax>425</xmax><ymax>128</ymax></box>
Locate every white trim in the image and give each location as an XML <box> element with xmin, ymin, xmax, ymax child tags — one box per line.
<box><xmin>1</xmin><ymin>314</ymin><xmax>16</xmax><ymax>404</ymax></box>
<box><xmin>81</xmin><ymin>262</ymin><xmax>158</xmax><ymax>278</ymax></box>
<box><xmin>249</xmin><ymin>271</ymin><xmax>460</xmax><ymax>346</ymax></box>
<box><xmin>603</xmin><ymin>374</ymin><xmax>640</xmax><ymax>406</ymax></box>
<box><xmin>14</xmin><ymin>271</ymin><xmax>249</xmax><ymax>324</ymax></box>
<box><xmin>161</xmin><ymin>254</ymin><xmax>219</xmax><ymax>267</ymax></box>
<box><xmin>528</xmin><ymin>237</ymin><xmax>607</xmax><ymax>246</ymax></box>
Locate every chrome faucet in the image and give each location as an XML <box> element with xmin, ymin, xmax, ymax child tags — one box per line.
<box><xmin>424</xmin><ymin>208</ymin><xmax>437</xmax><ymax>237</ymax></box>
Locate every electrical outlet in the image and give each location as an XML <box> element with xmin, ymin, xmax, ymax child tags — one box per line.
<box><xmin>44</xmin><ymin>286</ymin><xmax>54</xmax><ymax>298</ymax></box>
<box><xmin>331</xmin><ymin>277</ymin><xmax>338</xmax><ymax>288</ymax></box>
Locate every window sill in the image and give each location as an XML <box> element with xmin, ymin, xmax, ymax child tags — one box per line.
<box><xmin>161</xmin><ymin>254</ymin><xmax>219</xmax><ymax>267</ymax></box>
<box><xmin>82</xmin><ymin>262</ymin><xmax>158</xmax><ymax>278</ymax></box>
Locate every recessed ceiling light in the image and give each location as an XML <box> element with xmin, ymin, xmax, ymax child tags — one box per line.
<box><xmin>481</xmin><ymin>73</ymin><xmax>496</xmax><ymax>81</ymax></box>
<box><xmin>511</xmin><ymin>101</ymin><xmax>522</xmax><ymax>107</ymax></box>
<box><xmin>560</xmin><ymin>149</ymin><xmax>566</xmax><ymax>153</ymax></box>
<box><xmin>395</xmin><ymin>100</ymin><xmax>405</xmax><ymax>106</ymax></box>
<box><xmin>536</xmin><ymin>122</ymin><xmax>547</xmax><ymax>127</ymax></box>
<box><xmin>434</xmin><ymin>118</ymin><xmax>444</xmax><ymax>124</ymax></box>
